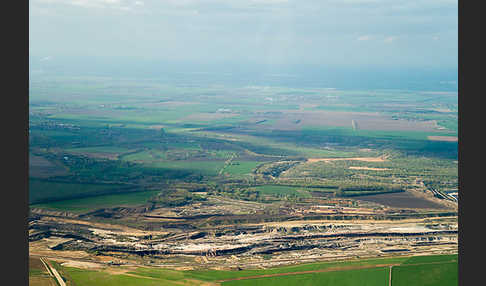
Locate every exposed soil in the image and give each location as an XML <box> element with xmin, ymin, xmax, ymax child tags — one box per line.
<box><xmin>30</xmin><ymin>256</ymin><xmax>48</xmax><ymax>271</ymax></box>
<box><xmin>427</xmin><ymin>136</ymin><xmax>458</xmax><ymax>142</ymax></box>
<box><xmin>352</xmin><ymin>191</ymin><xmax>447</xmax><ymax>209</ymax></box>
<box><xmin>29</xmin><ymin>154</ymin><xmax>69</xmax><ymax>178</ymax></box>
<box><xmin>183</xmin><ymin>112</ymin><xmax>239</xmax><ymax>121</ymax></box>
<box><xmin>29</xmin><ymin>193</ymin><xmax>457</xmax><ymax>272</ymax></box>
<box><xmin>253</xmin><ymin>110</ymin><xmax>439</xmax><ymax>132</ymax></box>
<box><xmin>60</xmin><ymin>260</ymin><xmax>103</xmax><ymax>269</ymax></box>
<box><xmin>29</xmin><ymin>276</ymin><xmax>57</xmax><ymax>286</ymax></box>
<box><xmin>307</xmin><ymin>156</ymin><xmax>387</xmax><ymax>163</ymax></box>
<box><xmin>349</xmin><ymin>166</ymin><xmax>390</xmax><ymax>171</ymax></box>
<box><xmin>30</xmin><ymin>239</ymin><xmax>91</xmax><ymax>260</ymax></box>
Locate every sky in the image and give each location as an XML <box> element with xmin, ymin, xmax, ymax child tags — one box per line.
<box><xmin>29</xmin><ymin>0</ymin><xmax>458</xmax><ymax>89</ymax></box>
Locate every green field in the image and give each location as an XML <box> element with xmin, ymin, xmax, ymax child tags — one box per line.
<box><xmin>253</xmin><ymin>185</ymin><xmax>313</xmax><ymax>198</ymax></box>
<box><xmin>31</xmin><ymin>190</ymin><xmax>159</xmax><ymax>212</ymax></box>
<box><xmin>183</xmin><ymin>256</ymin><xmax>409</xmax><ymax>281</ymax></box>
<box><xmin>222</xmin><ymin>161</ymin><xmax>263</xmax><ymax>176</ymax></box>
<box><xmin>392</xmin><ymin>261</ymin><xmax>458</xmax><ymax>286</ymax></box>
<box><xmin>65</xmin><ymin>146</ymin><xmax>133</xmax><ymax>154</ymax></box>
<box><xmin>29</xmin><ymin>179</ymin><xmax>129</xmax><ymax>204</ymax></box>
<box><xmin>149</xmin><ymin>160</ymin><xmax>226</xmax><ymax>176</ymax></box>
<box><xmin>60</xmin><ymin>266</ymin><xmax>181</xmax><ymax>286</ymax></box>
<box><xmin>401</xmin><ymin>254</ymin><xmax>457</xmax><ymax>265</ymax></box>
<box><xmin>221</xmin><ymin>267</ymin><xmax>389</xmax><ymax>286</ymax></box>
<box><xmin>55</xmin><ymin>254</ymin><xmax>458</xmax><ymax>286</ymax></box>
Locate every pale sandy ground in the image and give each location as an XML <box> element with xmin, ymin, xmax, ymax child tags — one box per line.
<box><xmin>349</xmin><ymin>166</ymin><xmax>390</xmax><ymax>171</ymax></box>
<box><xmin>427</xmin><ymin>136</ymin><xmax>458</xmax><ymax>142</ymax></box>
<box><xmin>61</xmin><ymin>260</ymin><xmax>104</xmax><ymax>269</ymax></box>
<box><xmin>307</xmin><ymin>156</ymin><xmax>388</xmax><ymax>163</ymax></box>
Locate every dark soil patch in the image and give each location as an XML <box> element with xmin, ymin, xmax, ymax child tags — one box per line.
<box><xmin>29</xmin><ymin>154</ymin><xmax>69</xmax><ymax>178</ymax></box>
<box><xmin>311</xmin><ymin>191</ymin><xmax>335</xmax><ymax>197</ymax></box>
<box><xmin>254</xmin><ymin>111</ymin><xmax>438</xmax><ymax>132</ymax></box>
<box><xmin>352</xmin><ymin>191</ymin><xmax>447</xmax><ymax>209</ymax></box>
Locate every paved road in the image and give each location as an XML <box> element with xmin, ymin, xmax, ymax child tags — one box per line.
<box><xmin>39</xmin><ymin>257</ymin><xmax>53</xmax><ymax>277</ymax></box>
<box><xmin>41</xmin><ymin>258</ymin><xmax>66</xmax><ymax>286</ymax></box>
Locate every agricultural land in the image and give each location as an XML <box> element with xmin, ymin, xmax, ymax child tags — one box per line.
<box><xmin>29</xmin><ymin>76</ymin><xmax>458</xmax><ymax>285</ymax></box>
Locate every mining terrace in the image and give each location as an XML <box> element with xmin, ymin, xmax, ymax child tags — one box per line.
<box><xmin>29</xmin><ymin>192</ymin><xmax>457</xmax><ymax>270</ymax></box>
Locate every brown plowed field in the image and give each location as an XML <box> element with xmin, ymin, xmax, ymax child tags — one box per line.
<box><xmin>29</xmin><ymin>257</ymin><xmax>57</xmax><ymax>286</ymax></box>
<box><xmin>352</xmin><ymin>192</ymin><xmax>447</xmax><ymax>209</ymax></box>
<box><xmin>254</xmin><ymin>110</ymin><xmax>439</xmax><ymax>132</ymax></box>
<box><xmin>29</xmin><ymin>154</ymin><xmax>69</xmax><ymax>178</ymax></box>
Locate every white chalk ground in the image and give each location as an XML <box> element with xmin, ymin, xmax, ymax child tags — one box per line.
<box><xmin>61</xmin><ymin>260</ymin><xmax>103</xmax><ymax>269</ymax></box>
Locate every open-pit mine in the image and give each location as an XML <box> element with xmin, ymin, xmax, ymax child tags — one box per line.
<box><xmin>29</xmin><ymin>192</ymin><xmax>457</xmax><ymax>271</ymax></box>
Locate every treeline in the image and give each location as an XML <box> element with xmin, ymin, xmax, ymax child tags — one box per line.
<box><xmin>254</xmin><ymin>161</ymin><xmax>302</xmax><ymax>177</ymax></box>
<box><xmin>336</xmin><ymin>186</ymin><xmax>404</xmax><ymax>197</ymax></box>
<box><xmin>41</xmin><ymin>153</ymin><xmax>194</xmax><ymax>183</ymax></box>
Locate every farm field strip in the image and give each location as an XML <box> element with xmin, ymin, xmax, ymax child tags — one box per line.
<box><xmin>215</xmin><ymin>263</ymin><xmax>400</xmax><ymax>283</ymax></box>
<box><xmin>215</xmin><ymin>259</ymin><xmax>457</xmax><ymax>285</ymax></box>
<box><xmin>47</xmin><ymin>254</ymin><xmax>456</xmax><ymax>286</ymax></box>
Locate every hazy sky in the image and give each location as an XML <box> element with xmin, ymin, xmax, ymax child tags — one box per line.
<box><xmin>29</xmin><ymin>0</ymin><xmax>457</xmax><ymax>70</ymax></box>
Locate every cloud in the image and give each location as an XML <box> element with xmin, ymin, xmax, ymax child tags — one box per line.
<box><xmin>29</xmin><ymin>0</ymin><xmax>457</xmax><ymax>69</ymax></box>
